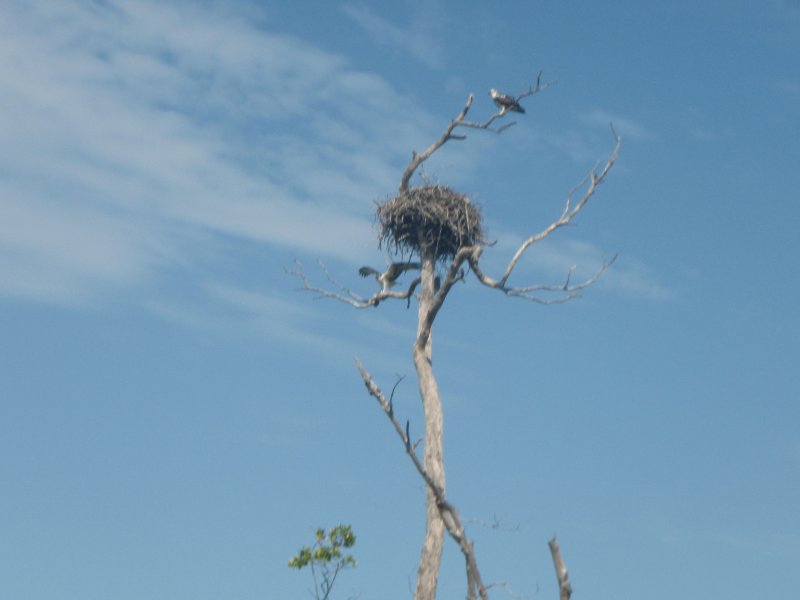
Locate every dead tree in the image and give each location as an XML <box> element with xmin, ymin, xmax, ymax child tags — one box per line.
<box><xmin>290</xmin><ymin>73</ymin><xmax>620</xmax><ymax>599</ymax></box>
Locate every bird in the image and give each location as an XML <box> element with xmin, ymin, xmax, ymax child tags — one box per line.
<box><xmin>359</xmin><ymin>262</ymin><xmax>421</xmax><ymax>292</ymax></box>
<box><xmin>489</xmin><ymin>88</ymin><xmax>525</xmax><ymax>113</ymax></box>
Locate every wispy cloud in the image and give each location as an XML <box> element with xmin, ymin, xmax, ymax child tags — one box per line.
<box><xmin>535</xmin><ymin>129</ymin><xmax>599</xmax><ymax>162</ymax></box>
<box><xmin>601</xmin><ymin>254</ymin><xmax>675</xmax><ymax>301</ymax></box>
<box><xmin>146</xmin><ymin>279</ymin><xmax>411</xmax><ymax>371</ymax></box>
<box><xmin>582</xmin><ymin>109</ymin><xmax>653</xmax><ymax>141</ymax></box>
<box><xmin>147</xmin><ymin>281</ymin><xmax>355</xmax><ymax>356</ymax></box>
<box><xmin>0</xmin><ymin>1</ymin><xmax>443</xmax><ymax>307</ymax></box>
<box><xmin>0</xmin><ymin>191</ymin><xmax>176</xmax><ymax>305</ymax></box>
<box><xmin>342</xmin><ymin>3</ymin><xmax>445</xmax><ymax>69</ymax></box>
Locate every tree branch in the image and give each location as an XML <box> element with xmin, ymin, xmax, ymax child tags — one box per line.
<box><xmin>416</xmin><ymin>247</ymin><xmax>472</xmax><ymax>340</ymax></box>
<box><xmin>356</xmin><ymin>359</ymin><xmax>432</xmax><ymax>484</ymax></box>
<box><xmin>500</xmin><ymin>132</ymin><xmax>620</xmax><ymax>286</ymax></box>
<box><xmin>355</xmin><ymin>359</ymin><xmax>489</xmax><ymax>600</ymax></box>
<box><xmin>469</xmin><ymin>251</ymin><xmax>618</xmax><ymax>303</ymax></box>
<box><xmin>286</xmin><ymin>260</ymin><xmax>422</xmax><ymax>308</ymax></box>
<box><xmin>399</xmin><ymin>73</ymin><xmax>551</xmax><ymax>192</ymax></box>
<box><xmin>461</xmin><ymin>71</ymin><xmax>552</xmax><ymax>131</ymax></box>
<box><xmin>548</xmin><ymin>536</ymin><xmax>572</xmax><ymax>600</ymax></box>
<box><xmin>467</xmin><ymin>130</ymin><xmax>621</xmax><ymax>301</ymax></box>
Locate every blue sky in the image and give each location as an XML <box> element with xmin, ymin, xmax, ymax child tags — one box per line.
<box><xmin>1</xmin><ymin>1</ymin><xmax>798</xmax><ymax>598</ymax></box>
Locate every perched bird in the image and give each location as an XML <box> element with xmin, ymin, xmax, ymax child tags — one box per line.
<box><xmin>359</xmin><ymin>262</ymin><xmax>421</xmax><ymax>292</ymax></box>
<box><xmin>489</xmin><ymin>88</ymin><xmax>525</xmax><ymax>113</ymax></box>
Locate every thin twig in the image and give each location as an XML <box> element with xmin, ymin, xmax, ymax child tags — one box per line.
<box><xmin>465</xmin><ymin>514</ymin><xmax>522</xmax><ymax>533</ymax></box>
<box><xmin>286</xmin><ymin>260</ymin><xmax>420</xmax><ymax>308</ymax></box>
<box><xmin>469</xmin><ymin>253</ymin><xmax>618</xmax><ymax>303</ymax></box>
<box><xmin>388</xmin><ymin>374</ymin><xmax>405</xmax><ymax>416</ymax></box>
<box><xmin>486</xmin><ymin>580</ymin><xmax>536</xmax><ymax>600</ymax></box>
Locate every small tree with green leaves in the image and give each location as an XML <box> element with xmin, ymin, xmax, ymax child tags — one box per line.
<box><xmin>289</xmin><ymin>525</ymin><xmax>357</xmax><ymax>600</ymax></box>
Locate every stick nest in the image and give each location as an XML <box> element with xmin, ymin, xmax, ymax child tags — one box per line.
<box><xmin>376</xmin><ymin>185</ymin><xmax>485</xmax><ymax>262</ymax></box>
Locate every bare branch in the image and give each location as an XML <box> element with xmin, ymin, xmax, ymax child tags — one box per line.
<box><xmin>470</xmin><ymin>253</ymin><xmax>618</xmax><ymax>304</ymax></box>
<box><xmin>399</xmin><ymin>73</ymin><xmax>550</xmax><ymax>192</ymax></box>
<box><xmin>419</xmin><ymin>246</ymin><xmax>473</xmax><ymax>335</ymax></box>
<box><xmin>462</xmin><ymin>71</ymin><xmax>553</xmax><ymax>131</ymax></box>
<box><xmin>548</xmin><ymin>536</ymin><xmax>572</xmax><ymax>600</ymax></box>
<box><xmin>459</xmin><ymin>119</ymin><xmax>517</xmax><ymax>133</ymax></box>
<box><xmin>355</xmin><ymin>359</ymin><xmax>489</xmax><ymax>600</ymax></box>
<box><xmin>285</xmin><ymin>260</ymin><xmax>421</xmax><ymax>308</ymax></box>
<box><xmin>467</xmin><ymin>131</ymin><xmax>620</xmax><ymax>301</ymax></box>
<box><xmin>400</xmin><ymin>95</ymin><xmax>476</xmax><ymax>192</ymax></box>
<box><xmin>355</xmin><ymin>359</ymin><xmax>432</xmax><ymax>488</ymax></box>
<box><xmin>499</xmin><ymin>133</ymin><xmax>620</xmax><ymax>286</ymax></box>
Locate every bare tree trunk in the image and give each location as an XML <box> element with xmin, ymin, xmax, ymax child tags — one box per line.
<box><xmin>413</xmin><ymin>242</ymin><xmax>445</xmax><ymax>600</ymax></box>
<box><xmin>292</xmin><ymin>75</ymin><xmax>616</xmax><ymax>600</ymax></box>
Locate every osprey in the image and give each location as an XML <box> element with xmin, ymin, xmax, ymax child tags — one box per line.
<box><xmin>489</xmin><ymin>88</ymin><xmax>525</xmax><ymax>113</ymax></box>
<box><xmin>359</xmin><ymin>262</ymin><xmax>421</xmax><ymax>292</ymax></box>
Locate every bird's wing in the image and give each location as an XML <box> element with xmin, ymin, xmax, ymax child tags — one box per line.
<box><xmin>359</xmin><ymin>266</ymin><xmax>379</xmax><ymax>278</ymax></box>
<box><xmin>494</xmin><ymin>91</ymin><xmax>515</xmax><ymax>106</ymax></box>
<box><xmin>492</xmin><ymin>90</ymin><xmax>525</xmax><ymax>112</ymax></box>
<box><xmin>386</xmin><ymin>262</ymin><xmax>421</xmax><ymax>279</ymax></box>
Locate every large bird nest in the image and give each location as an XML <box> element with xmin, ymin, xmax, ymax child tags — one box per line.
<box><xmin>376</xmin><ymin>184</ymin><xmax>485</xmax><ymax>262</ymax></box>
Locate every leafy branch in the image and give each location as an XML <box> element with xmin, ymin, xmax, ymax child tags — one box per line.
<box><xmin>289</xmin><ymin>525</ymin><xmax>357</xmax><ymax>600</ymax></box>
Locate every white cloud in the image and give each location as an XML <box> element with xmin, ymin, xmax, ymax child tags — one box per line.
<box><xmin>0</xmin><ymin>0</ymin><xmax>443</xmax><ymax>306</ymax></box>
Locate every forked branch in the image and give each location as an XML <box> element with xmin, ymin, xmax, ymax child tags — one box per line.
<box><xmin>286</xmin><ymin>260</ymin><xmax>421</xmax><ymax>308</ymax></box>
<box><xmin>463</xmin><ymin>71</ymin><xmax>552</xmax><ymax>130</ymax></box>
<box><xmin>501</xmin><ymin>132</ymin><xmax>620</xmax><ymax>286</ymax></box>
<box><xmin>467</xmin><ymin>131</ymin><xmax>621</xmax><ymax>302</ymax></box>
<box><xmin>355</xmin><ymin>360</ymin><xmax>488</xmax><ymax>600</ymax></box>
<box><xmin>399</xmin><ymin>73</ymin><xmax>551</xmax><ymax>192</ymax></box>
<box><xmin>469</xmin><ymin>250</ymin><xmax>618</xmax><ymax>304</ymax></box>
